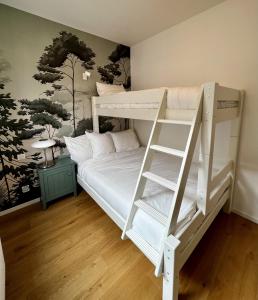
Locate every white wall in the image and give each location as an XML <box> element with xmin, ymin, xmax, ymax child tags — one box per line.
<box><xmin>131</xmin><ymin>0</ymin><xmax>258</xmax><ymax>223</ymax></box>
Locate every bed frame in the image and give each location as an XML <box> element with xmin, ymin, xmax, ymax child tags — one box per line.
<box><xmin>77</xmin><ymin>82</ymin><xmax>244</xmax><ymax>300</ymax></box>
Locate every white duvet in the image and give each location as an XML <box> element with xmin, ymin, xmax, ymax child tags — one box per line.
<box><xmin>78</xmin><ymin>148</ymin><xmax>199</xmax><ymax>251</ymax></box>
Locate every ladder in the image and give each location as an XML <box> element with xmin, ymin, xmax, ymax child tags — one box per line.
<box><xmin>122</xmin><ymin>88</ymin><xmax>203</xmax><ymax>277</ymax></box>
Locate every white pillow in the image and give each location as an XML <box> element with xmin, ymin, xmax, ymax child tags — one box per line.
<box><xmin>96</xmin><ymin>82</ymin><xmax>125</xmax><ymax>96</ymax></box>
<box><xmin>64</xmin><ymin>134</ymin><xmax>92</xmax><ymax>164</ymax></box>
<box><xmin>86</xmin><ymin>132</ymin><xmax>115</xmax><ymax>158</ymax></box>
<box><xmin>110</xmin><ymin>129</ymin><xmax>140</xmax><ymax>153</ymax></box>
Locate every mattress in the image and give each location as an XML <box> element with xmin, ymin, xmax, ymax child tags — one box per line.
<box><xmin>78</xmin><ymin>148</ymin><xmax>199</xmax><ymax>252</ymax></box>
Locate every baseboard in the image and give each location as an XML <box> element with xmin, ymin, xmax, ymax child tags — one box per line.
<box><xmin>0</xmin><ymin>198</ymin><xmax>40</xmax><ymax>217</ymax></box>
<box><xmin>232</xmin><ymin>208</ymin><xmax>258</xmax><ymax>224</ymax></box>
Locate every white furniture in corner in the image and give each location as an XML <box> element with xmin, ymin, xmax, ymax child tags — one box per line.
<box><xmin>81</xmin><ymin>82</ymin><xmax>244</xmax><ymax>300</ymax></box>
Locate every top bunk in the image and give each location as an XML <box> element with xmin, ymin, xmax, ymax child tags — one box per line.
<box><xmin>92</xmin><ymin>82</ymin><xmax>243</xmax><ymax>126</ymax></box>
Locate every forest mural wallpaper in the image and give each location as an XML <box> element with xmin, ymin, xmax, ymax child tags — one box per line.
<box><xmin>0</xmin><ymin>4</ymin><xmax>130</xmax><ymax>211</ymax></box>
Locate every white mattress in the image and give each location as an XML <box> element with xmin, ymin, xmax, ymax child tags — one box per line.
<box><xmin>78</xmin><ymin>148</ymin><xmax>199</xmax><ymax>252</ymax></box>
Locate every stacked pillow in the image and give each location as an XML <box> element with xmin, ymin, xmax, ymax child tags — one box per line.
<box><xmin>64</xmin><ymin>129</ymin><xmax>140</xmax><ymax>163</ymax></box>
<box><xmin>109</xmin><ymin>129</ymin><xmax>140</xmax><ymax>153</ymax></box>
<box><xmin>64</xmin><ymin>134</ymin><xmax>92</xmax><ymax>164</ymax></box>
<box><xmin>85</xmin><ymin>132</ymin><xmax>115</xmax><ymax>158</ymax></box>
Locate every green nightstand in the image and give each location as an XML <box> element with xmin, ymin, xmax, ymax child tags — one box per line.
<box><xmin>38</xmin><ymin>155</ymin><xmax>77</xmax><ymax>210</ymax></box>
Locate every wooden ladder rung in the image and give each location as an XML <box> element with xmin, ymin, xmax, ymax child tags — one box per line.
<box><xmin>157</xmin><ymin>119</ymin><xmax>192</xmax><ymax>126</ymax></box>
<box><xmin>150</xmin><ymin>144</ymin><xmax>185</xmax><ymax>158</ymax></box>
<box><xmin>135</xmin><ymin>200</ymin><xmax>167</xmax><ymax>225</ymax></box>
<box><xmin>126</xmin><ymin>229</ymin><xmax>159</xmax><ymax>266</ymax></box>
<box><xmin>142</xmin><ymin>171</ymin><xmax>177</xmax><ymax>191</ymax></box>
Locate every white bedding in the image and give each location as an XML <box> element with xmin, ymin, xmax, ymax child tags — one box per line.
<box><xmin>78</xmin><ymin>148</ymin><xmax>199</xmax><ymax>251</ymax></box>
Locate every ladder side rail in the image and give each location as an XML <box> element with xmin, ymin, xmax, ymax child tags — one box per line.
<box><xmin>168</xmin><ymin>94</ymin><xmax>203</xmax><ymax>235</ymax></box>
<box><xmin>155</xmin><ymin>89</ymin><xmax>203</xmax><ymax>277</ymax></box>
<box><xmin>197</xmin><ymin>82</ymin><xmax>218</xmax><ymax>215</ymax></box>
<box><xmin>122</xmin><ymin>90</ymin><xmax>167</xmax><ymax>239</ymax></box>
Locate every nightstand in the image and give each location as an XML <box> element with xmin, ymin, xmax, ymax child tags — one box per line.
<box><xmin>38</xmin><ymin>156</ymin><xmax>77</xmax><ymax>209</ymax></box>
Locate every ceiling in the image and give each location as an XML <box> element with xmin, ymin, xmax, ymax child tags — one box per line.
<box><xmin>0</xmin><ymin>0</ymin><xmax>225</xmax><ymax>45</ymax></box>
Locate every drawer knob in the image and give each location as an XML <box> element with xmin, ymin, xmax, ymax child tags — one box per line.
<box><xmin>67</xmin><ymin>172</ymin><xmax>72</xmax><ymax>176</ymax></box>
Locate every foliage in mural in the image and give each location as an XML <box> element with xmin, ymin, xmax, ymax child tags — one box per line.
<box><xmin>98</xmin><ymin>44</ymin><xmax>130</xmax><ymax>88</ymax></box>
<box><xmin>0</xmin><ymin>6</ymin><xmax>130</xmax><ymax>211</ymax></box>
<box><xmin>18</xmin><ymin>98</ymin><xmax>71</xmax><ymax>156</ymax></box>
<box><xmin>33</xmin><ymin>31</ymin><xmax>96</xmax><ymax>132</ymax></box>
<box><xmin>74</xmin><ymin>116</ymin><xmax>115</xmax><ymax>136</ymax></box>
<box><xmin>0</xmin><ymin>57</ymin><xmax>44</xmax><ymax>210</ymax></box>
<box><xmin>73</xmin><ymin>118</ymin><xmax>93</xmax><ymax>137</ymax></box>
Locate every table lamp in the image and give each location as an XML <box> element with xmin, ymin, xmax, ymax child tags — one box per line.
<box><xmin>31</xmin><ymin>139</ymin><xmax>56</xmax><ymax>169</ymax></box>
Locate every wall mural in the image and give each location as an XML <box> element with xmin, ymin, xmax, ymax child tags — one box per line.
<box><xmin>0</xmin><ymin>55</ymin><xmax>44</xmax><ymax>207</ymax></box>
<box><xmin>0</xmin><ymin>4</ymin><xmax>130</xmax><ymax>211</ymax></box>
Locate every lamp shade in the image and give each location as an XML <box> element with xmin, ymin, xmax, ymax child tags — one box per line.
<box><xmin>31</xmin><ymin>139</ymin><xmax>56</xmax><ymax>149</ymax></box>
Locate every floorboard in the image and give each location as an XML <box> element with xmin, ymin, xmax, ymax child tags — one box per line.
<box><xmin>0</xmin><ymin>191</ymin><xmax>258</xmax><ymax>299</ymax></box>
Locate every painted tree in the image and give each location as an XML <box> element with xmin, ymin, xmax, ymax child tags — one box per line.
<box><xmin>0</xmin><ymin>58</ymin><xmax>44</xmax><ymax>208</ymax></box>
<box><xmin>99</xmin><ymin>116</ymin><xmax>114</xmax><ymax>133</ymax></box>
<box><xmin>98</xmin><ymin>44</ymin><xmax>130</xmax><ymax>88</ymax></box>
<box><xmin>19</xmin><ymin>98</ymin><xmax>71</xmax><ymax>155</ymax></box>
<box><xmin>74</xmin><ymin>118</ymin><xmax>93</xmax><ymax>136</ymax></box>
<box><xmin>33</xmin><ymin>31</ymin><xmax>96</xmax><ymax>131</ymax></box>
<box><xmin>74</xmin><ymin>116</ymin><xmax>114</xmax><ymax>136</ymax></box>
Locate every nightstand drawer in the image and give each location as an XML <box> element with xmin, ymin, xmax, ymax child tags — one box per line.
<box><xmin>43</xmin><ymin>166</ymin><xmax>74</xmax><ymax>202</ymax></box>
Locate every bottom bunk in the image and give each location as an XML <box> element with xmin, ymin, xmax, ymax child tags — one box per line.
<box><xmin>77</xmin><ymin>147</ymin><xmax>230</xmax><ymax>259</ymax></box>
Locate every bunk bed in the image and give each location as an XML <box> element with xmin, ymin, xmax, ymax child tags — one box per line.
<box><xmin>77</xmin><ymin>82</ymin><xmax>244</xmax><ymax>300</ymax></box>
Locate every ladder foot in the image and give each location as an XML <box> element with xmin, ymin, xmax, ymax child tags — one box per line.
<box><xmin>121</xmin><ymin>231</ymin><xmax>127</xmax><ymax>240</ymax></box>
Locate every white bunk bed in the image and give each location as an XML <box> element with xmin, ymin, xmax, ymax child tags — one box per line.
<box><xmin>77</xmin><ymin>82</ymin><xmax>244</xmax><ymax>300</ymax></box>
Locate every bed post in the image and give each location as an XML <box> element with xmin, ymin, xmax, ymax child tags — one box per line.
<box><xmin>163</xmin><ymin>235</ymin><xmax>180</xmax><ymax>300</ymax></box>
<box><xmin>197</xmin><ymin>82</ymin><xmax>217</xmax><ymax>214</ymax></box>
<box><xmin>92</xmin><ymin>96</ymin><xmax>99</xmax><ymax>133</ymax></box>
<box><xmin>224</xmin><ymin>90</ymin><xmax>245</xmax><ymax>213</ymax></box>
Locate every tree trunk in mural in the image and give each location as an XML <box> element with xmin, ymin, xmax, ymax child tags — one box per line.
<box><xmin>33</xmin><ymin>31</ymin><xmax>96</xmax><ymax>134</ymax></box>
<box><xmin>71</xmin><ymin>56</ymin><xmax>76</xmax><ymax>131</ymax></box>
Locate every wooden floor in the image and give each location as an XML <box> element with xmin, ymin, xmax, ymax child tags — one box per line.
<box><xmin>0</xmin><ymin>192</ymin><xmax>258</xmax><ymax>300</ymax></box>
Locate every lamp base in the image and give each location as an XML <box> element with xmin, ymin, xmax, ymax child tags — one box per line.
<box><xmin>38</xmin><ymin>160</ymin><xmax>55</xmax><ymax>169</ymax></box>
